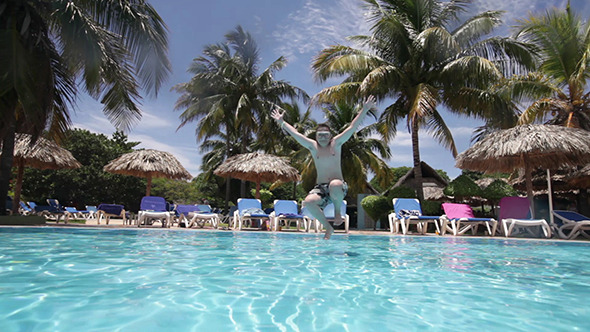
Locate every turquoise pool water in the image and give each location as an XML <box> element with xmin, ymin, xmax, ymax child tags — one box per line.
<box><xmin>1</xmin><ymin>227</ymin><xmax>589</xmax><ymax>331</ymax></box>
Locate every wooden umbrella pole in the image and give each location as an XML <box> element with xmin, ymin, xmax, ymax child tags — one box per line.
<box><xmin>256</xmin><ymin>181</ymin><xmax>261</xmax><ymax>199</ymax></box>
<box><xmin>547</xmin><ymin>169</ymin><xmax>554</xmax><ymax>225</ymax></box>
<box><xmin>524</xmin><ymin>159</ymin><xmax>535</xmax><ymax>218</ymax></box>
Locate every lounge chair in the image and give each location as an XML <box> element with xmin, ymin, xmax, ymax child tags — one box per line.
<box><xmin>387</xmin><ymin>198</ymin><xmax>440</xmax><ymax>235</ymax></box>
<box><xmin>271</xmin><ymin>200</ymin><xmax>306</xmax><ymax>232</ymax></box>
<box><xmin>19</xmin><ymin>201</ymin><xmax>34</xmax><ymax>215</ymax></box>
<box><xmin>222</xmin><ymin>206</ymin><xmax>238</xmax><ymax>229</ymax></box>
<box><xmin>174</xmin><ymin>204</ymin><xmax>200</xmax><ymax>227</ymax></box>
<box><xmin>188</xmin><ymin>204</ymin><xmax>220</xmax><ymax>229</ymax></box>
<box><xmin>46</xmin><ymin>198</ymin><xmax>67</xmax><ymax>223</ymax></box>
<box><xmin>28</xmin><ymin>201</ymin><xmax>51</xmax><ymax>217</ymax></box>
<box><xmin>64</xmin><ymin>206</ymin><xmax>89</xmax><ymax>222</ymax></box>
<box><xmin>309</xmin><ymin>200</ymin><xmax>350</xmax><ymax>234</ymax></box>
<box><xmin>499</xmin><ymin>196</ymin><xmax>552</xmax><ymax>238</ymax></box>
<box><xmin>138</xmin><ymin>196</ymin><xmax>172</xmax><ymax>228</ymax></box>
<box><xmin>85</xmin><ymin>205</ymin><xmax>98</xmax><ymax>220</ymax></box>
<box><xmin>551</xmin><ymin>210</ymin><xmax>590</xmax><ymax>240</ymax></box>
<box><xmin>234</xmin><ymin>198</ymin><xmax>270</xmax><ymax>230</ymax></box>
<box><xmin>439</xmin><ymin>203</ymin><xmax>497</xmax><ymax>236</ymax></box>
<box><xmin>96</xmin><ymin>203</ymin><xmax>129</xmax><ymax>225</ymax></box>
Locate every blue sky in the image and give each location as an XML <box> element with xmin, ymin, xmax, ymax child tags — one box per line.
<box><xmin>72</xmin><ymin>0</ymin><xmax>590</xmax><ymax>180</ymax></box>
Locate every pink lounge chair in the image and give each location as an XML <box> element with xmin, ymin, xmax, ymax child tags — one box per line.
<box><xmin>499</xmin><ymin>197</ymin><xmax>552</xmax><ymax>238</ymax></box>
<box><xmin>440</xmin><ymin>203</ymin><xmax>497</xmax><ymax>236</ymax></box>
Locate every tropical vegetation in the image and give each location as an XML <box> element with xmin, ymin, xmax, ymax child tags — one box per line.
<box><xmin>0</xmin><ymin>0</ymin><xmax>171</xmax><ymax>214</ymax></box>
<box><xmin>502</xmin><ymin>2</ymin><xmax>590</xmax><ymax>130</ymax></box>
<box><xmin>311</xmin><ymin>0</ymin><xmax>536</xmax><ymax>201</ymax></box>
<box><xmin>22</xmin><ymin>130</ymin><xmax>146</xmax><ymax>212</ymax></box>
<box><xmin>173</xmin><ymin>26</ymin><xmax>308</xmax><ymax>204</ymax></box>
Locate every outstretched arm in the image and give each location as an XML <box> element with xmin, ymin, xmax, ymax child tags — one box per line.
<box><xmin>333</xmin><ymin>96</ymin><xmax>376</xmax><ymax>145</ymax></box>
<box><xmin>272</xmin><ymin>108</ymin><xmax>315</xmax><ymax>149</ymax></box>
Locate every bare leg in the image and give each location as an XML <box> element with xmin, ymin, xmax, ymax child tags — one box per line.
<box><xmin>304</xmin><ymin>194</ymin><xmax>334</xmax><ymax>239</ymax></box>
<box><xmin>329</xmin><ymin>179</ymin><xmax>345</xmax><ymax>226</ymax></box>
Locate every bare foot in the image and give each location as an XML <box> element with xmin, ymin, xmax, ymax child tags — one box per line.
<box><xmin>324</xmin><ymin>226</ymin><xmax>334</xmax><ymax>240</ymax></box>
<box><xmin>333</xmin><ymin>213</ymin><xmax>344</xmax><ymax>226</ymax></box>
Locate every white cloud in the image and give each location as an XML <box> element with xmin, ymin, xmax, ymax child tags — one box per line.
<box><xmin>470</xmin><ymin>0</ymin><xmax>571</xmax><ymax>28</ymax></box>
<box><xmin>272</xmin><ymin>0</ymin><xmax>371</xmax><ymax>61</ymax></box>
<box><xmin>448</xmin><ymin>126</ymin><xmax>475</xmax><ymax>138</ymax></box>
<box><xmin>72</xmin><ymin>113</ymin><xmax>116</xmax><ymax>136</ymax></box>
<box><xmin>136</xmin><ymin>110</ymin><xmax>173</xmax><ymax>129</ymax></box>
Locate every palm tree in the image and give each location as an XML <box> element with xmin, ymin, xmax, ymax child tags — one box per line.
<box><xmin>311</xmin><ymin>0</ymin><xmax>535</xmax><ymax>201</ymax></box>
<box><xmin>174</xmin><ymin>26</ymin><xmax>308</xmax><ymax>200</ymax></box>
<box><xmin>506</xmin><ymin>2</ymin><xmax>590</xmax><ymax>130</ymax></box>
<box><xmin>0</xmin><ymin>0</ymin><xmax>171</xmax><ymax>214</ymax></box>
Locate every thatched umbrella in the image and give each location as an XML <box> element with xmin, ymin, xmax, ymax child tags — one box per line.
<box><xmin>104</xmin><ymin>149</ymin><xmax>192</xmax><ymax>196</ymax></box>
<box><xmin>456</xmin><ymin>124</ymin><xmax>590</xmax><ymax>218</ymax></box>
<box><xmin>565</xmin><ymin>165</ymin><xmax>590</xmax><ymax>189</ymax></box>
<box><xmin>214</xmin><ymin>152</ymin><xmax>300</xmax><ymax>199</ymax></box>
<box><xmin>10</xmin><ymin>133</ymin><xmax>82</xmax><ymax>214</ymax></box>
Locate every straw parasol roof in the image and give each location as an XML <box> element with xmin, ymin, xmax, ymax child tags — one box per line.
<box><xmin>456</xmin><ymin>124</ymin><xmax>590</xmax><ymax>217</ymax></box>
<box><xmin>13</xmin><ymin>133</ymin><xmax>81</xmax><ymax>170</ymax></box>
<box><xmin>565</xmin><ymin>165</ymin><xmax>590</xmax><ymax>189</ymax></box>
<box><xmin>456</xmin><ymin>125</ymin><xmax>590</xmax><ymax>173</ymax></box>
<box><xmin>214</xmin><ymin>152</ymin><xmax>300</xmax><ymax>199</ymax></box>
<box><xmin>104</xmin><ymin>149</ymin><xmax>192</xmax><ymax>196</ymax></box>
<box><xmin>10</xmin><ymin>133</ymin><xmax>81</xmax><ymax>213</ymax></box>
<box><xmin>510</xmin><ymin>168</ymin><xmax>572</xmax><ymax>192</ymax></box>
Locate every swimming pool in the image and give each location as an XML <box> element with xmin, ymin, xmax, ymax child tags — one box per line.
<box><xmin>1</xmin><ymin>227</ymin><xmax>589</xmax><ymax>331</ymax></box>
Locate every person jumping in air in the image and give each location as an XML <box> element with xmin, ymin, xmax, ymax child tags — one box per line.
<box><xmin>271</xmin><ymin>96</ymin><xmax>376</xmax><ymax>239</ymax></box>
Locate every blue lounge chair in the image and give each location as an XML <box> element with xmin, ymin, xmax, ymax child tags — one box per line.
<box><xmin>188</xmin><ymin>204</ymin><xmax>220</xmax><ymax>228</ymax></box>
<box><xmin>64</xmin><ymin>206</ymin><xmax>89</xmax><ymax>222</ymax></box>
<box><xmin>499</xmin><ymin>196</ymin><xmax>551</xmax><ymax>238</ymax></box>
<box><xmin>552</xmin><ymin>210</ymin><xmax>590</xmax><ymax>240</ymax></box>
<box><xmin>138</xmin><ymin>196</ymin><xmax>172</xmax><ymax>228</ymax></box>
<box><xmin>440</xmin><ymin>203</ymin><xmax>497</xmax><ymax>236</ymax></box>
<box><xmin>97</xmin><ymin>203</ymin><xmax>129</xmax><ymax>225</ymax></box>
<box><xmin>175</xmin><ymin>204</ymin><xmax>202</xmax><ymax>227</ymax></box>
<box><xmin>387</xmin><ymin>198</ymin><xmax>440</xmax><ymax>235</ymax></box>
<box><xmin>46</xmin><ymin>199</ymin><xmax>67</xmax><ymax>223</ymax></box>
<box><xmin>19</xmin><ymin>201</ymin><xmax>34</xmax><ymax>215</ymax></box>
<box><xmin>271</xmin><ymin>200</ymin><xmax>306</xmax><ymax>232</ymax></box>
<box><xmin>234</xmin><ymin>198</ymin><xmax>270</xmax><ymax>230</ymax></box>
<box><xmin>85</xmin><ymin>205</ymin><xmax>98</xmax><ymax>220</ymax></box>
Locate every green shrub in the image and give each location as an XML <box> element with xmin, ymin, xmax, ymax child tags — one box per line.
<box><xmin>361</xmin><ymin>195</ymin><xmax>392</xmax><ymax>223</ymax></box>
<box><xmin>250</xmin><ymin>189</ymin><xmax>274</xmax><ymax>208</ymax></box>
<box><xmin>421</xmin><ymin>200</ymin><xmax>442</xmax><ymax>216</ymax></box>
<box><xmin>387</xmin><ymin>186</ymin><xmax>417</xmax><ymax>201</ymax></box>
<box><xmin>482</xmin><ymin>179</ymin><xmax>517</xmax><ymax>202</ymax></box>
<box><xmin>444</xmin><ymin>174</ymin><xmax>482</xmax><ymax>198</ymax></box>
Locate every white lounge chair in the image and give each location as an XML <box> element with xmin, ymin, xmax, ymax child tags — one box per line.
<box><xmin>499</xmin><ymin>196</ymin><xmax>551</xmax><ymax>238</ymax></box>
<box><xmin>387</xmin><ymin>198</ymin><xmax>440</xmax><ymax>235</ymax></box>
<box><xmin>137</xmin><ymin>196</ymin><xmax>172</xmax><ymax>228</ymax></box>
<box><xmin>188</xmin><ymin>204</ymin><xmax>220</xmax><ymax>228</ymax></box>
<box><xmin>271</xmin><ymin>200</ymin><xmax>306</xmax><ymax>232</ymax></box>
<box><xmin>234</xmin><ymin>198</ymin><xmax>270</xmax><ymax>230</ymax></box>
<box><xmin>552</xmin><ymin>210</ymin><xmax>590</xmax><ymax>240</ymax></box>
<box><xmin>439</xmin><ymin>203</ymin><xmax>497</xmax><ymax>236</ymax></box>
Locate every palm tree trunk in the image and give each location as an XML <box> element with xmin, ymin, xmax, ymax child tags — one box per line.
<box><xmin>240</xmin><ymin>134</ymin><xmax>248</xmax><ymax>197</ymax></box>
<box><xmin>12</xmin><ymin>162</ymin><xmax>24</xmax><ymax>214</ymax></box>
<box><xmin>0</xmin><ymin>104</ymin><xmax>17</xmax><ymax>215</ymax></box>
<box><xmin>411</xmin><ymin>121</ymin><xmax>425</xmax><ymax>202</ymax></box>
<box><xmin>224</xmin><ymin>135</ymin><xmax>231</xmax><ymax>212</ymax></box>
